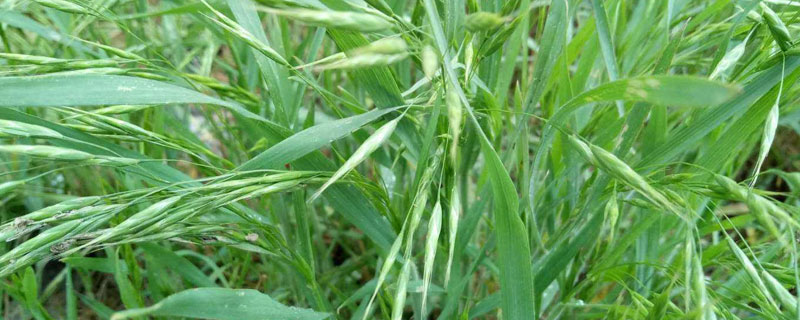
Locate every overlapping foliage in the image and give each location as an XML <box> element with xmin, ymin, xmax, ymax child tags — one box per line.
<box><xmin>1</xmin><ymin>0</ymin><xmax>800</xmax><ymax>319</ymax></box>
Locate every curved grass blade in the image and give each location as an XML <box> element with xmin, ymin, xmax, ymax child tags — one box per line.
<box><xmin>110</xmin><ymin>288</ymin><xmax>329</xmax><ymax>320</ymax></box>
<box><xmin>638</xmin><ymin>55</ymin><xmax>800</xmax><ymax>168</ymax></box>
<box><xmin>308</xmin><ymin>115</ymin><xmax>401</xmax><ymax>202</ymax></box>
<box><xmin>0</xmin><ymin>74</ymin><xmax>267</xmax><ymax>122</ymax></box>
<box><xmin>237</xmin><ymin>107</ymin><xmax>400</xmax><ymax>171</ymax></box>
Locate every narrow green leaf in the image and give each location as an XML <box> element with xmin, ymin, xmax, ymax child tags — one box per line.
<box><xmin>111</xmin><ymin>288</ymin><xmax>329</xmax><ymax>320</ymax></box>
<box><xmin>0</xmin><ymin>74</ymin><xmax>267</xmax><ymax>122</ymax></box>
<box><xmin>237</xmin><ymin>107</ymin><xmax>398</xmax><ymax>171</ymax></box>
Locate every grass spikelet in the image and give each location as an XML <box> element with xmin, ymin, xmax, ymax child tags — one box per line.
<box><xmin>33</xmin><ymin>0</ymin><xmax>88</xmax><ymax>14</ymax></box>
<box><xmin>0</xmin><ymin>180</ymin><xmax>26</xmax><ymax>198</ymax></box>
<box><xmin>261</xmin><ymin>7</ymin><xmax>394</xmax><ymax>32</ymax></box>
<box><xmin>447</xmin><ymin>88</ymin><xmax>462</xmax><ymax>163</ymax></box>
<box><xmin>0</xmin><ymin>220</ymin><xmax>82</xmax><ymax>265</ymax></box>
<box><xmin>422</xmin><ymin>45</ymin><xmax>439</xmax><ymax>80</ymax></box>
<box><xmin>567</xmin><ymin>134</ymin><xmax>597</xmax><ymax>166</ymax></box>
<box><xmin>725</xmin><ymin>236</ymin><xmax>777</xmax><ymax>308</ymax></box>
<box><xmin>316</xmin><ymin>53</ymin><xmax>409</xmax><ymax>70</ymax></box>
<box><xmin>348</xmin><ymin>37</ymin><xmax>408</xmax><ymax>56</ymax></box>
<box><xmin>309</xmin><ymin>115</ymin><xmax>402</xmax><ymax>202</ymax></box>
<box><xmin>390</xmin><ymin>260</ymin><xmax>412</xmax><ymax>320</ymax></box>
<box><xmin>751</xmin><ymin>62</ymin><xmax>783</xmax><ymax>187</ymax></box>
<box><xmin>0</xmin><ymin>120</ymin><xmax>64</xmax><ymax>139</ymax></box>
<box><xmin>604</xmin><ymin>189</ymin><xmax>619</xmax><ymax>243</ymax></box>
<box><xmin>16</xmin><ymin>196</ymin><xmax>102</xmax><ymax>222</ymax></box>
<box><xmin>201</xmin><ymin>1</ymin><xmax>289</xmax><ymax>67</ymax></box>
<box><xmin>570</xmin><ymin>135</ymin><xmax>681</xmax><ymax>218</ymax></box>
<box><xmin>464</xmin><ymin>12</ymin><xmax>506</xmax><ymax>32</ymax></box>
<box><xmin>76</xmin><ymin>196</ymin><xmax>183</xmax><ymax>251</ymax></box>
<box><xmin>361</xmin><ymin>232</ymin><xmax>404</xmax><ymax>320</ymax></box>
<box><xmin>589</xmin><ymin>144</ymin><xmax>681</xmax><ymax>217</ymax></box>
<box><xmin>421</xmin><ymin>200</ymin><xmax>442</xmax><ymax>315</ymax></box>
<box><xmin>0</xmin><ymin>53</ymin><xmax>63</xmax><ymax>64</ymax></box>
<box><xmin>761</xmin><ymin>270</ymin><xmax>798</xmax><ymax>314</ymax></box>
<box><xmin>0</xmin><ymin>145</ymin><xmax>94</xmax><ymax>161</ymax></box>
<box><xmin>444</xmin><ymin>185</ymin><xmax>460</xmax><ymax>288</ymax></box>
<box><xmin>760</xmin><ymin>3</ymin><xmax>793</xmax><ymax>51</ymax></box>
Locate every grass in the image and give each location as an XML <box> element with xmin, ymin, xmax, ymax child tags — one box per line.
<box><xmin>0</xmin><ymin>0</ymin><xmax>800</xmax><ymax>319</ymax></box>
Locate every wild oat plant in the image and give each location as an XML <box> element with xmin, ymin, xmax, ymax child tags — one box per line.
<box><xmin>1</xmin><ymin>0</ymin><xmax>800</xmax><ymax>319</ymax></box>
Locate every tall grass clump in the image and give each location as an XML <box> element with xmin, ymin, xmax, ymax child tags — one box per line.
<box><xmin>2</xmin><ymin>0</ymin><xmax>800</xmax><ymax>319</ymax></box>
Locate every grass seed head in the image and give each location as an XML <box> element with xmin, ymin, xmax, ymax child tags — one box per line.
<box><xmin>349</xmin><ymin>38</ymin><xmax>408</xmax><ymax>56</ymax></box>
<box><xmin>447</xmin><ymin>87</ymin><xmax>463</xmax><ymax>163</ymax></box>
<box><xmin>465</xmin><ymin>12</ymin><xmax>506</xmax><ymax>32</ymax></box>
<box><xmin>760</xmin><ymin>3</ymin><xmax>793</xmax><ymax>51</ymax></box>
<box><xmin>265</xmin><ymin>7</ymin><xmax>394</xmax><ymax>32</ymax></box>
<box><xmin>34</xmin><ymin>0</ymin><xmax>87</xmax><ymax>14</ymax></box>
<box><xmin>567</xmin><ymin>135</ymin><xmax>597</xmax><ymax>166</ymax></box>
<box><xmin>422</xmin><ymin>45</ymin><xmax>439</xmax><ymax>80</ymax></box>
<box><xmin>0</xmin><ymin>120</ymin><xmax>64</xmax><ymax>139</ymax></box>
<box><xmin>0</xmin><ymin>145</ymin><xmax>94</xmax><ymax>161</ymax></box>
<box><xmin>317</xmin><ymin>53</ymin><xmax>409</xmax><ymax>70</ymax></box>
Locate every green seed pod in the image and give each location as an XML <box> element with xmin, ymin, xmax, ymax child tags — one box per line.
<box><xmin>659</xmin><ymin>173</ymin><xmax>696</xmax><ymax>185</ymax></box>
<box><xmin>447</xmin><ymin>88</ymin><xmax>463</xmax><ymax>163</ymax></box>
<box><xmin>317</xmin><ymin>53</ymin><xmax>409</xmax><ymax>70</ymax></box>
<box><xmin>626</xmin><ymin>198</ymin><xmax>657</xmax><ymax>210</ymax></box>
<box><xmin>714</xmin><ymin>174</ymin><xmax>747</xmax><ymax>200</ymax></box>
<box><xmin>663</xmin><ymin>188</ymin><xmax>686</xmax><ymax>207</ymax></box>
<box><xmin>64</xmin><ymin>59</ymin><xmax>119</xmax><ymax>69</ymax></box>
<box><xmin>349</xmin><ymin>38</ymin><xmax>408</xmax><ymax>55</ymax></box>
<box><xmin>0</xmin><ymin>180</ymin><xmax>26</xmax><ymax>197</ymax></box>
<box><xmin>0</xmin><ymin>53</ymin><xmax>63</xmax><ymax>64</ymax></box>
<box><xmin>21</xmin><ymin>196</ymin><xmax>103</xmax><ymax>221</ymax></box>
<box><xmin>465</xmin><ymin>12</ymin><xmax>506</xmax><ymax>32</ymax></box>
<box><xmin>34</xmin><ymin>0</ymin><xmax>87</xmax><ymax>14</ymax></box>
<box><xmin>203</xmin><ymin>3</ymin><xmax>289</xmax><ymax>67</ymax></box>
<box><xmin>566</xmin><ymin>135</ymin><xmax>597</xmax><ymax>166</ymax></box>
<box><xmin>266</xmin><ymin>8</ymin><xmax>394</xmax><ymax>32</ymax></box>
<box><xmin>81</xmin><ymin>196</ymin><xmax>183</xmax><ymax>248</ymax></box>
<box><xmin>762</xmin><ymin>270</ymin><xmax>799</xmax><ymax>313</ymax></box>
<box><xmin>589</xmin><ymin>144</ymin><xmax>679</xmax><ymax>216</ymax></box>
<box><xmin>0</xmin><ymin>220</ymin><xmax>82</xmax><ymax>265</ymax></box>
<box><xmin>422</xmin><ymin>45</ymin><xmax>439</xmax><ymax>80</ymax></box>
<box><xmin>746</xmin><ymin>193</ymin><xmax>782</xmax><ymax>242</ymax></box>
<box><xmin>0</xmin><ymin>120</ymin><xmax>64</xmax><ymax>139</ymax></box>
<box><xmin>760</xmin><ymin>3</ymin><xmax>793</xmax><ymax>52</ymax></box>
<box><xmin>604</xmin><ymin>191</ymin><xmax>619</xmax><ymax>242</ymax></box>
<box><xmin>92</xmin><ymin>105</ymin><xmax>152</xmax><ymax>116</ymax></box>
<box><xmin>44</xmin><ymin>204</ymin><xmax>123</xmax><ymax>223</ymax></box>
<box><xmin>0</xmin><ymin>145</ymin><xmax>94</xmax><ymax>161</ymax></box>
